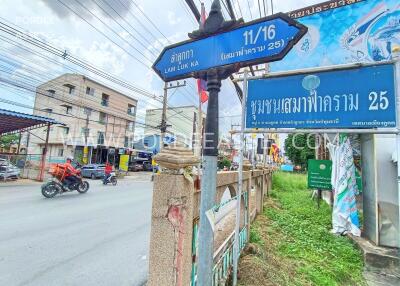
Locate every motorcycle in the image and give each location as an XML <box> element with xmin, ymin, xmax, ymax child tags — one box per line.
<box><xmin>41</xmin><ymin>164</ymin><xmax>90</xmax><ymax>198</ymax></box>
<box><xmin>103</xmin><ymin>171</ymin><xmax>117</xmax><ymax>186</ymax></box>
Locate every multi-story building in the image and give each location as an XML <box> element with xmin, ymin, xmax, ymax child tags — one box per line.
<box><xmin>28</xmin><ymin>73</ymin><xmax>137</xmax><ymax>164</ymax></box>
<box><xmin>140</xmin><ymin>105</ymin><xmax>205</xmax><ymax>152</ymax></box>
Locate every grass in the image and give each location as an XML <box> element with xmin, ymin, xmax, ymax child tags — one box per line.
<box><xmin>238</xmin><ymin>172</ymin><xmax>366</xmax><ymax>286</ymax></box>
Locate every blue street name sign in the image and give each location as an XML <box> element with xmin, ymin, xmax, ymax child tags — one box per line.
<box><xmin>246</xmin><ymin>63</ymin><xmax>397</xmax><ymax>129</ymax></box>
<box><xmin>153</xmin><ymin>13</ymin><xmax>307</xmax><ymax>81</ymax></box>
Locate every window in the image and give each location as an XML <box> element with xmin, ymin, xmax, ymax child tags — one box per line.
<box><xmin>86</xmin><ymin>86</ymin><xmax>95</xmax><ymax>96</ymax></box>
<box><xmin>101</xmin><ymin>93</ymin><xmax>109</xmax><ymax>107</ymax></box>
<box><xmin>62</xmin><ymin>127</ymin><xmax>69</xmax><ymax>135</ymax></box>
<box><xmin>84</xmin><ymin>107</ymin><xmax>92</xmax><ymax>117</ymax></box>
<box><xmin>81</xmin><ymin>127</ymin><xmax>89</xmax><ymax>136</ymax></box>
<box><xmin>124</xmin><ymin>136</ymin><xmax>129</xmax><ymax>147</ymax></box>
<box><xmin>42</xmin><ymin>108</ymin><xmax>52</xmax><ymax>114</ymax></box>
<box><xmin>47</xmin><ymin>89</ymin><xmax>56</xmax><ymax>97</ymax></box>
<box><xmin>97</xmin><ymin>131</ymin><xmax>105</xmax><ymax>145</ymax></box>
<box><xmin>127</xmin><ymin>121</ymin><xmax>134</xmax><ymax>132</ymax></box>
<box><xmin>57</xmin><ymin>148</ymin><xmax>64</xmax><ymax>157</ymax></box>
<box><xmin>64</xmin><ymin>84</ymin><xmax>75</xmax><ymax>95</ymax></box>
<box><xmin>127</xmin><ymin>104</ymin><xmax>136</xmax><ymax>116</ymax></box>
<box><xmin>99</xmin><ymin>112</ymin><xmax>107</xmax><ymax>124</ymax></box>
<box><xmin>61</xmin><ymin>104</ymin><xmax>73</xmax><ymax>114</ymax></box>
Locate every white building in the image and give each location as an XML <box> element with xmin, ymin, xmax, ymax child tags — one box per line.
<box><xmin>144</xmin><ymin>105</ymin><xmax>205</xmax><ymax>149</ymax></box>
<box><xmin>28</xmin><ymin>73</ymin><xmax>137</xmax><ymax>164</ymax></box>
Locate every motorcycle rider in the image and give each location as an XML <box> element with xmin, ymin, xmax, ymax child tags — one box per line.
<box><xmin>64</xmin><ymin>157</ymin><xmax>80</xmax><ymax>188</ymax></box>
<box><xmin>103</xmin><ymin>162</ymin><xmax>113</xmax><ymax>184</ymax></box>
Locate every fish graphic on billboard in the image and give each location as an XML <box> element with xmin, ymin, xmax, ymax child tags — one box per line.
<box><xmin>341</xmin><ymin>2</ymin><xmax>388</xmax><ymax>61</ymax></box>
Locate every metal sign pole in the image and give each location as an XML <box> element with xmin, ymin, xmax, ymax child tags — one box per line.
<box><xmin>394</xmin><ymin>47</ymin><xmax>400</xmax><ymax>249</ymax></box>
<box><xmin>197</xmin><ymin>69</ymin><xmax>221</xmax><ymax>286</ymax></box>
<box><xmin>233</xmin><ymin>69</ymin><xmax>248</xmax><ymax>285</ymax></box>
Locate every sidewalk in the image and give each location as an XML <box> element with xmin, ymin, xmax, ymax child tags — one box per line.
<box><xmin>124</xmin><ymin>171</ymin><xmax>153</xmax><ymax>182</ymax></box>
<box><xmin>0</xmin><ymin>178</ymin><xmax>42</xmax><ymax>188</ymax></box>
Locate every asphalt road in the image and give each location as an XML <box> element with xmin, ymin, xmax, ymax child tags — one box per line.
<box><xmin>0</xmin><ymin>176</ymin><xmax>153</xmax><ymax>286</ymax></box>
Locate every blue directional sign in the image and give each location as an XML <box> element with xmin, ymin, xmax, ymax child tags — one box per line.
<box><xmin>153</xmin><ymin>13</ymin><xmax>307</xmax><ymax>81</ymax></box>
<box><xmin>246</xmin><ymin>63</ymin><xmax>397</xmax><ymax>129</ymax></box>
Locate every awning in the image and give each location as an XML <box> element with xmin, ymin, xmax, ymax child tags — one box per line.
<box><xmin>0</xmin><ymin>108</ymin><xmax>62</xmax><ymax>135</ymax></box>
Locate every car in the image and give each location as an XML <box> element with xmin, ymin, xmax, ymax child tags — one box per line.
<box><xmin>0</xmin><ymin>160</ymin><xmax>20</xmax><ymax>180</ymax></box>
<box><xmin>81</xmin><ymin>164</ymin><xmax>105</xmax><ymax>179</ymax></box>
<box><xmin>143</xmin><ymin>161</ymin><xmax>153</xmax><ymax>171</ymax></box>
<box><xmin>128</xmin><ymin>161</ymin><xmax>143</xmax><ymax>172</ymax></box>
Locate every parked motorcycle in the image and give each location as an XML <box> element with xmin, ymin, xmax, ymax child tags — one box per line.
<box><xmin>103</xmin><ymin>171</ymin><xmax>117</xmax><ymax>186</ymax></box>
<box><xmin>41</xmin><ymin>164</ymin><xmax>90</xmax><ymax>198</ymax></box>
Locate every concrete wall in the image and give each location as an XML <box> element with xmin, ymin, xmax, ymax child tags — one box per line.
<box><xmin>148</xmin><ymin>168</ymin><xmax>273</xmax><ymax>286</ymax></box>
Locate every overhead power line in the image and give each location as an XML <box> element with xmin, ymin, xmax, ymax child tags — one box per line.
<box><xmin>91</xmin><ymin>0</ymin><xmax>159</xmax><ymax>57</ymax></box>
<box><xmin>56</xmin><ymin>0</ymin><xmax>153</xmax><ymax>66</ymax></box>
<box><xmin>0</xmin><ymin>7</ymin><xmax>198</xmax><ymax>122</ymax></box>
<box><xmin>0</xmin><ymin>19</ymin><xmax>160</xmax><ymax>101</ymax></box>
<box><xmin>246</xmin><ymin>0</ymin><xmax>253</xmax><ymax>19</ymax></box>
<box><xmin>129</xmin><ymin>0</ymin><xmax>170</xmax><ymax>42</ymax></box>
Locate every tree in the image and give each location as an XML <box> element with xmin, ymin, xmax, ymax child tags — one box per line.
<box><xmin>218</xmin><ymin>156</ymin><xmax>231</xmax><ymax>170</ymax></box>
<box><xmin>284</xmin><ymin>133</ymin><xmax>315</xmax><ymax>169</ymax></box>
<box><xmin>0</xmin><ymin>134</ymin><xmax>19</xmax><ymax>148</ymax></box>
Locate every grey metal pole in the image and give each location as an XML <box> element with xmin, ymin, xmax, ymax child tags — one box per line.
<box><xmin>197</xmin><ymin>84</ymin><xmax>203</xmax><ymax>157</ymax></box>
<box><xmin>233</xmin><ymin>69</ymin><xmax>248</xmax><ymax>285</ymax></box>
<box><xmin>161</xmin><ymin>82</ymin><xmax>168</xmax><ymax>150</ymax></box>
<box><xmin>197</xmin><ymin>69</ymin><xmax>220</xmax><ymax>286</ymax></box>
<box><xmin>263</xmin><ymin>133</ymin><xmax>267</xmax><ymax>168</ymax></box>
<box><xmin>393</xmin><ymin>47</ymin><xmax>400</xmax><ymax>249</ymax></box>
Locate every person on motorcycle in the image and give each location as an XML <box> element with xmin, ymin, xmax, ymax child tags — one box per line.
<box><xmin>64</xmin><ymin>157</ymin><xmax>80</xmax><ymax>188</ymax></box>
<box><xmin>103</xmin><ymin>162</ymin><xmax>113</xmax><ymax>184</ymax></box>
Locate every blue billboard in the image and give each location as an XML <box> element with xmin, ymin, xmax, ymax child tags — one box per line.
<box><xmin>270</xmin><ymin>0</ymin><xmax>400</xmax><ymax>72</ymax></box>
<box><xmin>246</xmin><ymin>64</ymin><xmax>396</xmax><ymax>129</ymax></box>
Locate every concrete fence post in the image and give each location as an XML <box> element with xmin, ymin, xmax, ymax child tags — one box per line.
<box><xmin>147</xmin><ymin>145</ymin><xmax>199</xmax><ymax>286</ymax></box>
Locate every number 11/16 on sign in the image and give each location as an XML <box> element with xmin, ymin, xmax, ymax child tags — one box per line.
<box><xmin>153</xmin><ymin>13</ymin><xmax>307</xmax><ymax>82</ymax></box>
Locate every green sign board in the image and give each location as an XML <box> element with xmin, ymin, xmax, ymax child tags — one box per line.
<box><xmin>308</xmin><ymin>159</ymin><xmax>332</xmax><ymax>190</ymax></box>
<box><xmin>308</xmin><ymin>159</ymin><xmax>362</xmax><ymax>192</ymax></box>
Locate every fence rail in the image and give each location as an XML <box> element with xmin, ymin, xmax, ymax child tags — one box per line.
<box><xmin>0</xmin><ymin>153</ymin><xmax>65</xmax><ymax>181</ymax></box>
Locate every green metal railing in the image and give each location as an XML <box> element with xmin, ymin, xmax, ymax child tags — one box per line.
<box><xmin>212</xmin><ymin>227</ymin><xmax>247</xmax><ymax>286</ymax></box>
<box><xmin>191</xmin><ymin>191</ymin><xmax>249</xmax><ymax>286</ymax></box>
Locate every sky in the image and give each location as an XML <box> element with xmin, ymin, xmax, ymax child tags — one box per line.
<box><xmin>0</xmin><ymin>0</ymin><xmax>322</xmax><ymax>140</ymax></box>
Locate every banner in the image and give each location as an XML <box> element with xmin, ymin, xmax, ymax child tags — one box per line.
<box><xmin>119</xmin><ymin>155</ymin><xmax>129</xmax><ymax>172</ymax></box>
<box><xmin>328</xmin><ymin>134</ymin><xmax>361</xmax><ymax>236</ymax></box>
<box><xmin>271</xmin><ymin>0</ymin><xmax>400</xmax><ymax>71</ymax></box>
<box><xmin>246</xmin><ymin>64</ymin><xmax>396</xmax><ymax>129</ymax></box>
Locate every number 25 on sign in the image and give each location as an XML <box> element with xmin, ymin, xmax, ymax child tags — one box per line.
<box><xmin>368</xmin><ymin>91</ymin><xmax>389</xmax><ymax>111</ymax></box>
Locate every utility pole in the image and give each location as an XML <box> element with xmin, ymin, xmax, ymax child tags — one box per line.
<box><xmin>230</xmin><ymin>123</ymin><xmax>240</xmax><ymax>142</ymax></box>
<box><xmin>83</xmin><ymin>107</ymin><xmax>91</xmax><ymax>164</ymax></box>
<box><xmin>38</xmin><ymin>123</ymin><xmax>51</xmax><ymax>182</ymax></box>
<box><xmin>263</xmin><ymin>133</ymin><xmax>268</xmax><ymax>167</ymax></box>
<box><xmin>230</xmin><ymin>123</ymin><xmax>240</xmax><ymax>158</ymax></box>
<box><xmin>17</xmin><ymin>131</ymin><xmax>22</xmax><ymax>155</ymax></box>
<box><xmin>159</xmin><ymin>81</ymin><xmax>186</xmax><ymax>149</ymax></box>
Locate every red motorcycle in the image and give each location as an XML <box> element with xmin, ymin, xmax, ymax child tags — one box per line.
<box><xmin>41</xmin><ymin>163</ymin><xmax>90</xmax><ymax>198</ymax></box>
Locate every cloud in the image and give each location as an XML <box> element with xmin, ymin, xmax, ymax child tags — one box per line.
<box><xmin>40</xmin><ymin>0</ymin><xmax>133</xmax><ymax>19</ymax></box>
<box><xmin>167</xmin><ymin>11</ymin><xmax>182</xmax><ymax>26</ymax></box>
